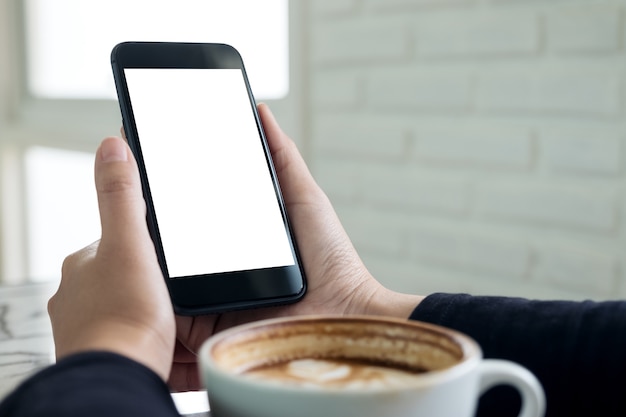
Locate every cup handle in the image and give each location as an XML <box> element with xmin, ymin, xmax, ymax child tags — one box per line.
<box><xmin>478</xmin><ymin>359</ymin><xmax>546</xmax><ymax>417</ymax></box>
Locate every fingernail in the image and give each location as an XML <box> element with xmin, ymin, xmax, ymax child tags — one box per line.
<box><xmin>100</xmin><ymin>137</ymin><xmax>128</xmax><ymax>162</ymax></box>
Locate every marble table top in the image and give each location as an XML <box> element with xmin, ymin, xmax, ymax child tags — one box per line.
<box><xmin>0</xmin><ymin>282</ymin><xmax>56</xmax><ymax>399</ymax></box>
<box><xmin>0</xmin><ymin>282</ymin><xmax>210</xmax><ymax>416</ymax></box>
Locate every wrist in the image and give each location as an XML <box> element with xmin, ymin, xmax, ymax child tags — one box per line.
<box><xmin>360</xmin><ymin>284</ymin><xmax>425</xmax><ymax>319</ymax></box>
<box><xmin>54</xmin><ymin>321</ymin><xmax>174</xmax><ymax>382</ymax></box>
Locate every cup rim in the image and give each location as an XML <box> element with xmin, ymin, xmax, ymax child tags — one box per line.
<box><xmin>199</xmin><ymin>314</ymin><xmax>482</xmax><ymax>394</ymax></box>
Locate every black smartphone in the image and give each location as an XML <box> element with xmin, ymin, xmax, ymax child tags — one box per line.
<box><xmin>110</xmin><ymin>42</ymin><xmax>306</xmax><ymax>315</ymax></box>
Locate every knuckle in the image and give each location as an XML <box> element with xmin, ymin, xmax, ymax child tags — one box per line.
<box><xmin>61</xmin><ymin>242</ymin><xmax>98</xmax><ymax>276</ymax></box>
<box><xmin>61</xmin><ymin>252</ymin><xmax>78</xmax><ymax>276</ymax></box>
<box><xmin>97</xmin><ymin>172</ymin><xmax>136</xmax><ymax>195</ymax></box>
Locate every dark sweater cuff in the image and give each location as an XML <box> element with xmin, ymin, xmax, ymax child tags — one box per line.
<box><xmin>0</xmin><ymin>351</ymin><xmax>179</xmax><ymax>417</ymax></box>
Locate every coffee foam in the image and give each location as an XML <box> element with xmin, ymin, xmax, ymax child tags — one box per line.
<box><xmin>211</xmin><ymin>317</ymin><xmax>466</xmax><ymax>390</ymax></box>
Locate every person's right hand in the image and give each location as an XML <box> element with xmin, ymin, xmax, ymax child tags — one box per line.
<box><xmin>169</xmin><ymin>104</ymin><xmax>423</xmax><ymax>391</ymax></box>
<box><xmin>49</xmin><ymin>137</ymin><xmax>176</xmax><ymax>382</ymax></box>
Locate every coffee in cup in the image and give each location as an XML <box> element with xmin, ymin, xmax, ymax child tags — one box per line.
<box><xmin>199</xmin><ymin>315</ymin><xmax>545</xmax><ymax>417</ymax></box>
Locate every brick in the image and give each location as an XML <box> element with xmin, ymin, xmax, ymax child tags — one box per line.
<box><xmin>408</xmin><ymin>228</ymin><xmax>530</xmax><ymax>277</ymax></box>
<box><xmin>366</xmin><ymin>252</ymin><xmax>600</xmax><ymax>300</ymax></box>
<box><xmin>438</xmin><ymin>268</ymin><xmax>593</xmax><ymax>301</ymax></box>
<box><xmin>311</xmin><ymin>17</ymin><xmax>410</xmax><ymax>64</ymax></box>
<box><xmin>477</xmin><ymin>73</ymin><xmax>622</xmax><ymax>117</ymax></box>
<box><xmin>365</xmin><ymin>0</ymin><xmax>472</xmax><ymax>10</ymax></box>
<box><xmin>619</xmin><ymin>274</ymin><xmax>626</xmax><ymax>299</ymax></box>
<box><xmin>475</xmin><ymin>182</ymin><xmax>617</xmax><ymax>232</ymax></box>
<box><xmin>311</xmin><ymin>70</ymin><xmax>360</xmax><ymax>108</ymax></box>
<box><xmin>534</xmin><ymin>244</ymin><xmax>617</xmax><ymax>295</ymax></box>
<box><xmin>414</xmin><ymin>127</ymin><xmax>532</xmax><ymax>168</ymax></box>
<box><xmin>489</xmin><ymin>0</ymin><xmax>561</xmax><ymax>3</ymax></box>
<box><xmin>312</xmin><ymin>116</ymin><xmax>408</xmax><ymax>159</ymax></box>
<box><xmin>310</xmin><ymin>0</ymin><xmax>359</xmax><ymax>16</ymax></box>
<box><xmin>356</xmin><ymin>164</ymin><xmax>470</xmax><ymax>215</ymax></box>
<box><xmin>365</xmin><ymin>256</ymin><xmax>475</xmax><ymax>296</ymax></box>
<box><xmin>541</xmin><ymin>128</ymin><xmax>622</xmax><ymax>175</ymax></box>
<box><xmin>313</xmin><ymin>157</ymin><xmax>360</xmax><ymax>203</ymax></box>
<box><xmin>366</xmin><ymin>70</ymin><xmax>471</xmax><ymax>111</ymax></box>
<box><xmin>415</xmin><ymin>11</ymin><xmax>539</xmax><ymax>57</ymax></box>
<box><xmin>546</xmin><ymin>6</ymin><xmax>621</xmax><ymax>53</ymax></box>
<box><xmin>336</xmin><ymin>206</ymin><xmax>406</xmax><ymax>256</ymax></box>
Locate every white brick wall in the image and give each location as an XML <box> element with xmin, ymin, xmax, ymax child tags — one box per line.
<box><xmin>541</xmin><ymin>128</ymin><xmax>622</xmax><ymax>175</ymax></box>
<box><xmin>304</xmin><ymin>0</ymin><xmax>626</xmax><ymax>301</ymax></box>
<box><xmin>475</xmin><ymin>182</ymin><xmax>617</xmax><ymax>232</ymax></box>
<box><xmin>414</xmin><ymin>126</ymin><xmax>532</xmax><ymax>168</ymax></box>
<box><xmin>415</xmin><ymin>11</ymin><xmax>539</xmax><ymax>58</ymax></box>
<box><xmin>367</xmin><ymin>70</ymin><xmax>472</xmax><ymax>111</ymax></box>
<box><xmin>477</xmin><ymin>72</ymin><xmax>622</xmax><ymax>116</ymax></box>
<box><xmin>546</xmin><ymin>5</ymin><xmax>622</xmax><ymax>53</ymax></box>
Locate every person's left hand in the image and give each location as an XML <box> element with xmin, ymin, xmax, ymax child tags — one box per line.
<box><xmin>48</xmin><ymin>137</ymin><xmax>176</xmax><ymax>381</ymax></box>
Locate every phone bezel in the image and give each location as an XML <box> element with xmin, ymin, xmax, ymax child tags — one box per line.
<box><xmin>111</xmin><ymin>42</ymin><xmax>306</xmax><ymax>315</ymax></box>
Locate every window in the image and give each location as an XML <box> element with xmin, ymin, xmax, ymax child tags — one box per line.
<box><xmin>25</xmin><ymin>147</ymin><xmax>99</xmax><ymax>282</ymax></box>
<box><xmin>0</xmin><ymin>0</ymin><xmax>292</xmax><ymax>284</ymax></box>
<box><xmin>25</xmin><ymin>0</ymin><xmax>289</xmax><ymax>100</ymax></box>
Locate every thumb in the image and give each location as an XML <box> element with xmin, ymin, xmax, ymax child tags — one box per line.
<box><xmin>94</xmin><ymin>136</ymin><xmax>148</xmax><ymax>245</ymax></box>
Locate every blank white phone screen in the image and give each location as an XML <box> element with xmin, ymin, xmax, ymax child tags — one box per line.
<box><xmin>124</xmin><ymin>68</ymin><xmax>295</xmax><ymax>277</ymax></box>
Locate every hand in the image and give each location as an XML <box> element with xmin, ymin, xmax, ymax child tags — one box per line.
<box><xmin>169</xmin><ymin>104</ymin><xmax>423</xmax><ymax>390</ymax></box>
<box><xmin>48</xmin><ymin>137</ymin><xmax>176</xmax><ymax>381</ymax></box>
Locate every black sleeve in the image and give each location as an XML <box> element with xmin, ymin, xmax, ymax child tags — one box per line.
<box><xmin>411</xmin><ymin>293</ymin><xmax>626</xmax><ymax>417</ymax></box>
<box><xmin>0</xmin><ymin>351</ymin><xmax>180</xmax><ymax>417</ymax></box>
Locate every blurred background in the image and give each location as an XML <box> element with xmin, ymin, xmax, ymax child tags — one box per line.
<box><xmin>1</xmin><ymin>0</ymin><xmax>625</xmax><ymax>303</ymax></box>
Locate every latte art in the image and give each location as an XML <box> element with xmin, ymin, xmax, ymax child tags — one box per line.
<box><xmin>244</xmin><ymin>358</ymin><xmax>424</xmax><ymax>389</ymax></box>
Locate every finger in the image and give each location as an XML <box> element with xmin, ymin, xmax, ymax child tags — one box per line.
<box><xmin>94</xmin><ymin>136</ymin><xmax>148</xmax><ymax>245</ymax></box>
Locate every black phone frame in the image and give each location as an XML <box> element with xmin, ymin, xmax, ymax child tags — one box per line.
<box><xmin>111</xmin><ymin>42</ymin><xmax>306</xmax><ymax>315</ymax></box>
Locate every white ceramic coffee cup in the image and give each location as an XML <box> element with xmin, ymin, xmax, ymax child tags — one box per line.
<box><xmin>199</xmin><ymin>315</ymin><xmax>545</xmax><ymax>417</ymax></box>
